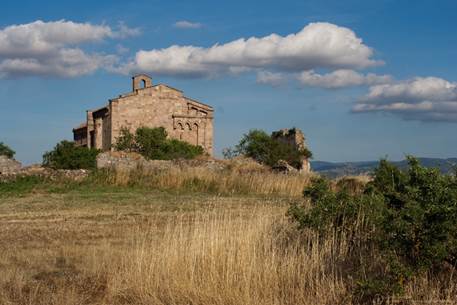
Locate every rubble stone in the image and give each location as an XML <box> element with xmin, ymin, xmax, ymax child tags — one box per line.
<box><xmin>0</xmin><ymin>155</ymin><xmax>22</xmax><ymax>175</ymax></box>
<box><xmin>272</xmin><ymin>160</ymin><xmax>299</xmax><ymax>174</ymax></box>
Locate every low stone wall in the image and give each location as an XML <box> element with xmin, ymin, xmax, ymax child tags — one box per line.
<box><xmin>0</xmin><ymin>156</ymin><xmax>22</xmax><ymax>175</ymax></box>
<box><xmin>0</xmin><ymin>159</ymin><xmax>90</xmax><ymax>182</ymax></box>
<box><xmin>95</xmin><ymin>152</ymin><xmax>312</xmax><ymax>176</ymax></box>
<box><xmin>97</xmin><ymin>151</ymin><xmax>174</xmax><ymax>171</ymax></box>
<box><xmin>18</xmin><ymin>166</ymin><xmax>90</xmax><ymax>181</ymax></box>
<box><xmin>96</xmin><ymin>151</ymin><xmax>228</xmax><ymax>172</ymax></box>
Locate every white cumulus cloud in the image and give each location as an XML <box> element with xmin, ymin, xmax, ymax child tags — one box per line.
<box><xmin>122</xmin><ymin>22</ymin><xmax>382</xmax><ymax>77</ymax></box>
<box><xmin>0</xmin><ymin>20</ymin><xmax>138</xmax><ymax>78</ymax></box>
<box><xmin>174</xmin><ymin>21</ymin><xmax>203</xmax><ymax>29</ymax></box>
<box><xmin>298</xmin><ymin>69</ymin><xmax>392</xmax><ymax>88</ymax></box>
<box><xmin>353</xmin><ymin>77</ymin><xmax>457</xmax><ymax>122</ymax></box>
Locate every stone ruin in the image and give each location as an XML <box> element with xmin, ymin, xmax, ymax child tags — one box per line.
<box><xmin>271</xmin><ymin>128</ymin><xmax>311</xmax><ymax>173</ymax></box>
<box><xmin>97</xmin><ymin>128</ymin><xmax>312</xmax><ymax>175</ymax></box>
<box><xmin>0</xmin><ymin>155</ymin><xmax>89</xmax><ymax>182</ymax></box>
<box><xmin>0</xmin><ymin>155</ymin><xmax>21</xmax><ymax>175</ymax></box>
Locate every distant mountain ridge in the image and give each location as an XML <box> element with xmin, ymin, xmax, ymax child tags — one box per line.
<box><xmin>311</xmin><ymin>158</ymin><xmax>457</xmax><ymax>178</ymax></box>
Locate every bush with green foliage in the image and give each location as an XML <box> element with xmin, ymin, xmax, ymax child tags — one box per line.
<box><xmin>114</xmin><ymin>127</ymin><xmax>204</xmax><ymax>160</ymax></box>
<box><xmin>224</xmin><ymin>129</ymin><xmax>312</xmax><ymax>169</ymax></box>
<box><xmin>289</xmin><ymin>157</ymin><xmax>457</xmax><ymax>303</ymax></box>
<box><xmin>0</xmin><ymin>142</ymin><xmax>15</xmax><ymax>158</ymax></box>
<box><xmin>114</xmin><ymin>127</ymin><xmax>136</xmax><ymax>152</ymax></box>
<box><xmin>43</xmin><ymin>140</ymin><xmax>100</xmax><ymax>170</ymax></box>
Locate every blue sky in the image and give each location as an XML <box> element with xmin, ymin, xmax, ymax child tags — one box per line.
<box><xmin>0</xmin><ymin>0</ymin><xmax>456</xmax><ymax>164</ymax></box>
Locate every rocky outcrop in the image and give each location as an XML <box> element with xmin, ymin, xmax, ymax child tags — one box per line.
<box><xmin>0</xmin><ymin>155</ymin><xmax>22</xmax><ymax>175</ymax></box>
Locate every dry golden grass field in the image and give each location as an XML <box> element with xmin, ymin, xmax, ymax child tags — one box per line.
<box><xmin>0</xmin><ymin>168</ymin><xmax>455</xmax><ymax>305</ymax></box>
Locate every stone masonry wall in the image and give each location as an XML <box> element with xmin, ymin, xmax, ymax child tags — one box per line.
<box><xmin>77</xmin><ymin>75</ymin><xmax>214</xmax><ymax>156</ymax></box>
<box><xmin>109</xmin><ymin>83</ymin><xmax>213</xmax><ymax>155</ymax></box>
<box><xmin>0</xmin><ymin>156</ymin><xmax>21</xmax><ymax>175</ymax></box>
<box><xmin>96</xmin><ymin>151</ymin><xmax>225</xmax><ymax>172</ymax></box>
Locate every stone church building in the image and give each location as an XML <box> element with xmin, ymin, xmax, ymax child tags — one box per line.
<box><xmin>73</xmin><ymin>74</ymin><xmax>214</xmax><ymax>156</ymax></box>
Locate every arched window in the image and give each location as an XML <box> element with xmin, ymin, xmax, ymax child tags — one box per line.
<box><xmin>141</xmin><ymin>79</ymin><xmax>146</xmax><ymax>89</ymax></box>
<box><xmin>177</xmin><ymin>122</ymin><xmax>184</xmax><ymax>140</ymax></box>
<box><xmin>193</xmin><ymin>123</ymin><xmax>199</xmax><ymax>145</ymax></box>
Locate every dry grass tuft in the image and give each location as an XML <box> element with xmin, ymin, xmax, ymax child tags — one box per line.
<box><xmin>100</xmin><ymin>158</ymin><xmax>314</xmax><ymax>197</ymax></box>
<box><xmin>105</xmin><ymin>208</ymin><xmax>346</xmax><ymax>305</ymax></box>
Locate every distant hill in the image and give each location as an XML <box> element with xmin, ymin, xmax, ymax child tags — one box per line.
<box><xmin>311</xmin><ymin>158</ymin><xmax>457</xmax><ymax>178</ymax></box>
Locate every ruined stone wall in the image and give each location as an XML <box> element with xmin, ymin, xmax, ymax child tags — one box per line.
<box><xmin>96</xmin><ymin>151</ymin><xmax>224</xmax><ymax>172</ymax></box>
<box><xmin>272</xmin><ymin>128</ymin><xmax>306</xmax><ymax>151</ymax></box>
<box><xmin>0</xmin><ymin>156</ymin><xmax>21</xmax><ymax>175</ymax></box>
<box><xmin>271</xmin><ymin>128</ymin><xmax>311</xmax><ymax>173</ymax></box>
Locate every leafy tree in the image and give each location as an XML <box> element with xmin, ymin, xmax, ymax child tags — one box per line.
<box><xmin>0</xmin><ymin>142</ymin><xmax>15</xmax><ymax>158</ymax></box>
<box><xmin>43</xmin><ymin>140</ymin><xmax>100</xmax><ymax>170</ymax></box>
<box><xmin>135</xmin><ymin>127</ymin><xmax>168</xmax><ymax>159</ymax></box>
<box><xmin>114</xmin><ymin>126</ymin><xmax>204</xmax><ymax>160</ymax></box>
<box><xmin>289</xmin><ymin>157</ymin><xmax>457</xmax><ymax>303</ymax></box>
<box><xmin>227</xmin><ymin>129</ymin><xmax>312</xmax><ymax>169</ymax></box>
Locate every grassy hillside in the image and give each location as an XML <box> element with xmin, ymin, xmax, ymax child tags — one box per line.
<box><xmin>0</xmin><ymin>165</ymin><xmax>456</xmax><ymax>304</ymax></box>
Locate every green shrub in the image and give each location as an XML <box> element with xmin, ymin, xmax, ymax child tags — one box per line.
<box><xmin>225</xmin><ymin>129</ymin><xmax>312</xmax><ymax>169</ymax></box>
<box><xmin>114</xmin><ymin>127</ymin><xmax>136</xmax><ymax>152</ymax></box>
<box><xmin>43</xmin><ymin>140</ymin><xmax>100</xmax><ymax>170</ymax></box>
<box><xmin>160</xmin><ymin>139</ymin><xmax>204</xmax><ymax>160</ymax></box>
<box><xmin>373</xmin><ymin>158</ymin><xmax>457</xmax><ymax>273</ymax></box>
<box><xmin>114</xmin><ymin>126</ymin><xmax>204</xmax><ymax>160</ymax></box>
<box><xmin>289</xmin><ymin>157</ymin><xmax>457</xmax><ymax>303</ymax></box>
<box><xmin>0</xmin><ymin>142</ymin><xmax>15</xmax><ymax>158</ymax></box>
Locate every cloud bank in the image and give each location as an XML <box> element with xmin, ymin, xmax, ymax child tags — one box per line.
<box><xmin>3</xmin><ymin>20</ymin><xmax>454</xmax><ymax>123</ymax></box>
<box><xmin>0</xmin><ymin>20</ymin><xmax>138</xmax><ymax>78</ymax></box>
<box><xmin>298</xmin><ymin>69</ymin><xmax>392</xmax><ymax>88</ymax></box>
<box><xmin>122</xmin><ymin>22</ymin><xmax>382</xmax><ymax>77</ymax></box>
<box><xmin>353</xmin><ymin>77</ymin><xmax>457</xmax><ymax>122</ymax></box>
<box><xmin>173</xmin><ymin>21</ymin><xmax>203</xmax><ymax>29</ymax></box>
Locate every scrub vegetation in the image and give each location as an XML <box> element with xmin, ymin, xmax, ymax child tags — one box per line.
<box><xmin>0</xmin><ymin>157</ymin><xmax>456</xmax><ymax>304</ymax></box>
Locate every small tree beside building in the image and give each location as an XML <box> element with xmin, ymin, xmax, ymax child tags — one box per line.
<box><xmin>0</xmin><ymin>142</ymin><xmax>15</xmax><ymax>159</ymax></box>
